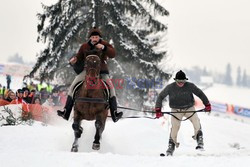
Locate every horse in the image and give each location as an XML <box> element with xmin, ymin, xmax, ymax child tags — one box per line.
<box><xmin>71</xmin><ymin>54</ymin><xmax>109</xmax><ymax>152</ymax></box>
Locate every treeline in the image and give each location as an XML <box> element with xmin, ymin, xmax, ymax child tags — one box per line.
<box><xmin>184</xmin><ymin>63</ymin><xmax>250</xmax><ymax>87</ymax></box>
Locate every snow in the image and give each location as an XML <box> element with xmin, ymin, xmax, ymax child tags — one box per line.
<box><xmin>1</xmin><ymin>72</ymin><xmax>250</xmax><ymax>166</ymax></box>
<box><xmin>0</xmin><ymin>113</ymin><xmax>250</xmax><ymax>167</ymax></box>
<box><xmin>205</xmin><ymin>83</ymin><xmax>250</xmax><ymax>108</ymax></box>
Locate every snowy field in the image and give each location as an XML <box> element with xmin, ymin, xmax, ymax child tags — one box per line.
<box><xmin>1</xmin><ymin>74</ymin><xmax>250</xmax><ymax>166</ymax></box>
<box><xmin>0</xmin><ymin>113</ymin><xmax>250</xmax><ymax>167</ymax></box>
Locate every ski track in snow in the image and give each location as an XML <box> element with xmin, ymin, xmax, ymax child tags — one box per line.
<box><xmin>1</xmin><ymin>113</ymin><xmax>250</xmax><ymax>167</ymax></box>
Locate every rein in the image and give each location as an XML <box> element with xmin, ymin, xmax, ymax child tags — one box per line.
<box><xmin>116</xmin><ymin>106</ymin><xmax>207</xmax><ymax>121</ymax></box>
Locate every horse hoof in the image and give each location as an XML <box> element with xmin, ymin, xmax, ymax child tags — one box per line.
<box><xmin>92</xmin><ymin>143</ymin><xmax>100</xmax><ymax>150</ymax></box>
<box><xmin>71</xmin><ymin>146</ymin><xmax>78</xmax><ymax>152</ymax></box>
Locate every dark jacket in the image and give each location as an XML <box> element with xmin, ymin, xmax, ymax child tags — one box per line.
<box><xmin>155</xmin><ymin>82</ymin><xmax>209</xmax><ymax>109</ymax></box>
<box><xmin>74</xmin><ymin>39</ymin><xmax>116</xmax><ymax>74</ymax></box>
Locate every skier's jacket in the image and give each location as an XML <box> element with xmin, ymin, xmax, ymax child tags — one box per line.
<box><xmin>156</xmin><ymin>82</ymin><xmax>209</xmax><ymax>109</ymax></box>
<box><xmin>72</xmin><ymin>39</ymin><xmax>116</xmax><ymax>74</ymax></box>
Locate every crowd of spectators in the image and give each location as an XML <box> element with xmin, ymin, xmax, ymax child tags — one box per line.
<box><xmin>0</xmin><ymin>81</ymin><xmax>68</xmax><ymax>121</ymax></box>
<box><xmin>0</xmin><ymin>81</ymin><xmax>67</xmax><ymax>106</ymax></box>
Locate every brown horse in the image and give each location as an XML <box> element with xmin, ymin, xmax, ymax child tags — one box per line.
<box><xmin>71</xmin><ymin>54</ymin><xmax>109</xmax><ymax>152</ymax></box>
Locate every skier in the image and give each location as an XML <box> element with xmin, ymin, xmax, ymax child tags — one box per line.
<box><xmin>155</xmin><ymin>70</ymin><xmax>211</xmax><ymax>156</ymax></box>
<box><xmin>57</xmin><ymin>27</ymin><xmax>123</xmax><ymax>122</ymax></box>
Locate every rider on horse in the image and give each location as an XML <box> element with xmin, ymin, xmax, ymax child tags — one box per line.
<box><xmin>57</xmin><ymin>27</ymin><xmax>123</xmax><ymax>122</ymax></box>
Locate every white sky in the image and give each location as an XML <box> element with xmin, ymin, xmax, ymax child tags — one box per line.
<box><xmin>0</xmin><ymin>0</ymin><xmax>56</xmax><ymax>63</ymax></box>
<box><xmin>0</xmin><ymin>0</ymin><xmax>250</xmax><ymax>74</ymax></box>
<box><xmin>162</xmin><ymin>0</ymin><xmax>250</xmax><ymax>74</ymax></box>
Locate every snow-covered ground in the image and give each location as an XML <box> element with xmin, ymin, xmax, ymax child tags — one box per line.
<box><xmin>0</xmin><ymin>113</ymin><xmax>250</xmax><ymax>167</ymax></box>
<box><xmin>1</xmin><ymin>74</ymin><xmax>250</xmax><ymax>166</ymax></box>
<box><xmin>205</xmin><ymin>84</ymin><xmax>250</xmax><ymax>109</ymax></box>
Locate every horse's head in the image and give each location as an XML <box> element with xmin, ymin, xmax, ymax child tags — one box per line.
<box><xmin>85</xmin><ymin>55</ymin><xmax>101</xmax><ymax>77</ymax></box>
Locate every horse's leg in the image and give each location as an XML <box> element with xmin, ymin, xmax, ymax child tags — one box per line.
<box><xmin>71</xmin><ymin>117</ymin><xmax>83</xmax><ymax>152</ymax></box>
<box><xmin>92</xmin><ymin>114</ymin><xmax>107</xmax><ymax>150</ymax></box>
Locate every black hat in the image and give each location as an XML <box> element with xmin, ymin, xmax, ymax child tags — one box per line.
<box><xmin>174</xmin><ymin>70</ymin><xmax>188</xmax><ymax>80</ymax></box>
<box><xmin>88</xmin><ymin>27</ymin><xmax>102</xmax><ymax>38</ymax></box>
<box><xmin>17</xmin><ymin>89</ymin><xmax>24</xmax><ymax>93</ymax></box>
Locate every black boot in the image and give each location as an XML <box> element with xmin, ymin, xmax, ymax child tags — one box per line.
<box><xmin>57</xmin><ymin>96</ymin><xmax>74</xmax><ymax>120</ymax></box>
<box><xmin>196</xmin><ymin>130</ymin><xmax>204</xmax><ymax>150</ymax></box>
<box><xmin>109</xmin><ymin>96</ymin><xmax>123</xmax><ymax>122</ymax></box>
<box><xmin>166</xmin><ymin>138</ymin><xmax>175</xmax><ymax>156</ymax></box>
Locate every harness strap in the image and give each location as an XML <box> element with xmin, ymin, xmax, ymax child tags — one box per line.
<box><xmin>75</xmin><ymin>97</ymin><xmax>108</xmax><ymax>104</ymax></box>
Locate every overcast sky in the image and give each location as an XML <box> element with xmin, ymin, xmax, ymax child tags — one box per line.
<box><xmin>162</xmin><ymin>0</ymin><xmax>250</xmax><ymax>75</ymax></box>
<box><xmin>0</xmin><ymin>0</ymin><xmax>56</xmax><ymax>63</ymax></box>
<box><xmin>0</xmin><ymin>0</ymin><xmax>250</xmax><ymax>75</ymax></box>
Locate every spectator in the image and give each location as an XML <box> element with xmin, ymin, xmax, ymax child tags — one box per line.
<box><xmin>11</xmin><ymin>89</ymin><xmax>30</xmax><ymax>119</ymax></box>
<box><xmin>5</xmin><ymin>90</ymin><xmax>16</xmax><ymax>102</ymax></box>
<box><xmin>51</xmin><ymin>89</ymin><xmax>61</xmax><ymax>106</ymax></box>
<box><xmin>46</xmin><ymin>82</ymin><xmax>53</xmax><ymax>93</ymax></box>
<box><xmin>22</xmin><ymin>87</ymin><xmax>31</xmax><ymax>103</ymax></box>
<box><xmin>28</xmin><ymin>81</ymin><xmax>37</xmax><ymax>91</ymax></box>
<box><xmin>43</xmin><ymin>95</ymin><xmax>55</xmax><ymax>107</ymax></box>
<box><xmin>33</xmin><ymin>96</ymin><xmax>42</xmax><ymax>105</ymax></box>
<box><xmin>0</xmin><ymin>94</ymin><xmax>9</xmax><ymax>106</ymax></box>
<box><xmin>28</xmin><ymin>89</ymin><xmax>36</xmax><ymax>104</ymax></box>
<box><xmin>37</xmin><ymin>81</ymin><xmax>44</xmax><ymax>92</ymax></box>
<box><xmin>59</xmin><ymin>89</ymin><xmax>67</xmax><ymax>106</ymax></box>
<box><xmin>30</xmin><ymin>96</ymin><xmax>44</xmax><ymax>122</ymax></box>
<box><xmin>0</xmin><ymin>84</ymin><xmax>3</xmax><ymax>95</ymax></box>
<box><xmin>1</xmin><ymin>86</ymin><xmax>6</xmax><ymax>97</ymax></box>
<box><xmin>12</xmin><ymin>89</ymin><xmax>28</xmax><ymax>104</ymax></box>
<box><xmin>6</xmin><ymin>74</ymin><xmax>11</xmax><ymax>89</ymax></box>
<box><xmin>40</xmin><ymin>88</ymin><xmax>49</xmax><ymax>104</ymax></box>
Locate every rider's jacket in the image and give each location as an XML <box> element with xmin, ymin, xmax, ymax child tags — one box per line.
<box><xmin>73</xmin><ymin>39</ymin><xmax>116</xmax><ymax>74</ymax></box>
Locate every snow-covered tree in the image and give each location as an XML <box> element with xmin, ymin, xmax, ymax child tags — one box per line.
<box><xmin>223</xmin><ymin>63</ymin><xmax>233</xmax><ymax>86</ymax></box>
<box><xmin>27</xmin><ymin>0</ymin><xmax>171</xmax><ymax>107</ymax></box>
<box><xmin>236</xmin><ymin>66</ymin><xmax>241</xmax><ymax>86</ymax></box>
<box><xmin>241</xmin><ymin>69</ymin><xmax>247</xmax><ymax>87</ymax></box>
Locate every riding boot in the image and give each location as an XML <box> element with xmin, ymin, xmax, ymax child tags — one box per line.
<box><xmin>166</xmin><ymin>138</ymin><xmax>175</xmax><ymax>156</ymax></box>
<box><xmin>57</xmin><ymin>96</ymin><xmax>74</xmax><ymax>120</ymax></box>
<box><xmin>196</xmin><ymin>130</ymin><xmax>204</xmax><ymax>149</ymax></box>
<box><xmin>109</xmin><ymin>96</ymin><xmax>123</xmax><ymax>122</ymax></box>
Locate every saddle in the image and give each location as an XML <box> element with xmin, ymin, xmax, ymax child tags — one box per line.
<box><xmin>72</xmin><ymin>79</ymin><xmax>110</xmax><ymax>104</ymax></box>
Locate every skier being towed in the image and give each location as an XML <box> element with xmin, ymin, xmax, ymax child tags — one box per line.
<box><xmin>155</xmin><ymin>70</ymin><xmax>211</xmax><ymax>156</ymax></box>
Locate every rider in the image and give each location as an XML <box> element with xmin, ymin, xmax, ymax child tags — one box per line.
<box><xmin>57</xmin><ymin>27</ymin><xmax>123</xmax><ymax>122</ymax></box>
<box><xmin>155</xmin><ymin>70</ymin><xmax>211</xmax><ymax>155</ymax></box>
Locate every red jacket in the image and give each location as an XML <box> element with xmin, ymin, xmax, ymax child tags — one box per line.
<box><xmin>76</xmin><ymin>39</ymin><xmax>116</xmax><ymax>74</ymax></box>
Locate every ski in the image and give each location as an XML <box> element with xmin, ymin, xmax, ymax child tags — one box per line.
<box><xmin>160</xmin><ymin>153</ymin><xmax>165</xmax><ymax>157</ymax></box>
<box><xmin>160</xmin><ymin>152</ymin><xmax>173</xmax><ymax>156</ymax></box>
<box><xmin>196</xmin><ymin>145</ymin><xmax>205</xmax><ymax>151</ymax></box>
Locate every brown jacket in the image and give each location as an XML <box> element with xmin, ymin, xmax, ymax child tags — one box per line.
<box><xmin>76</xmin><ymin>39</ymin><xmax>116</xmax><ymax>74</ymax></box>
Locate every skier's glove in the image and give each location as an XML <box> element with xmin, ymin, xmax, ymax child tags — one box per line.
<box><xmin>205</xmin><ymin>103</ymin><xmax>211</xmax><ymax>112</ymax></box>
<box><xmin>155</xmin><ymin>107</ymin><xmax>163</xmax><ymax>118</ymax></box>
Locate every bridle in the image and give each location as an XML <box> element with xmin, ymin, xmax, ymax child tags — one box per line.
<box><xmin>85</xmin><ymin>55</ymin><xmax>101</xmax><ymax>87</ymax></box>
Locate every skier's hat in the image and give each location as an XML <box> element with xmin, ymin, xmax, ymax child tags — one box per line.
<box><xmin>88</xmin><ymin>27</ymin><xmax>102</xmax><ymax>38</ymax></box>
<box><xmin>174</xmin><ymin>70</ymin><xmax>188</xmax><ymax>80</ymax></box>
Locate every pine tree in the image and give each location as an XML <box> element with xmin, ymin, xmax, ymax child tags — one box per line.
<box><xmin>236</xmin><ymin>66</ymin><xmax>241</xmax><ymax>86</ymax></box>
<box><xmin>223</xmin><ymin>63</ymin><xmax>233</xmax><ymax>86</ymax></box>
<box><xmin>27</xmin><ymin>0</ymin><xmax>171</xmax><ymax>107</ymax></box>
<box><xmin>241</xmin><ymin>69</ymin><xmax>247</xmax><ymax>87</ymax></box>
